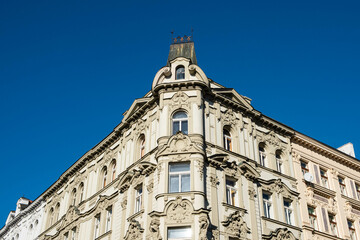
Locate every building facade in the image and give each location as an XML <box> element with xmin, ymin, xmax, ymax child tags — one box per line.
<box><xmin>1</xmin><ymin>39</ymin><xmax>358</xmax><ymax>240</ymax></box>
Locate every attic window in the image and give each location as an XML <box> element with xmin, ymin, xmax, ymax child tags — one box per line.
<box><xmin>176</xmin><ymin>66</ymin><xmax>185</xmax><ymax>80</ymax></box>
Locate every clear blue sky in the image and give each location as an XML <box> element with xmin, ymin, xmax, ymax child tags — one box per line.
<box><xmin>1</xmin><ymin>0</ymin><xmax>359</xmax><ymax>225</ymax></box>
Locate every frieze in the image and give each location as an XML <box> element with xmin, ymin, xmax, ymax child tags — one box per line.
<box><xmin>169</xmin><ymin>91</ymin><xmax>191</xmax><ymax>111</ymax></box>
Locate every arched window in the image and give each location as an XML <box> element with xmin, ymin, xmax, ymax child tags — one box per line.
<box><xmin>55</xmin><ymin>203</ymin><xmax>60</xmax><ymax>221</ymax></box>
<box><xmin>111</xmin><ymin>161</ymin><xmax>117</xmax><ymax>181</ymax></box>
<box><xmin>175</xmin><ymin>65</ymin><xmax>185</xmax><ymax>80</ymax></box>
<box><xmin>140</xmin><ymin>136</ymin><xmax>146</xmax><ymax>158</ymax></box>
<box><xmin>49</xmin><ymin>207</ymin><xmax>55</xmax><ymax>225</ymax></box>
<box><xmin>275</xmin><ymin>150</ymin><xmax>283</xmax><ymax>173</ymax></box>
<box><xmin>102</xmin><ymin>167</ymin><xmax>108</xmax><ymax>188</ymax></box>
<box><xmin>172</xmin><ymin>111</ymin><xmax>188</xmax><ymax>135</ymax></box>
<box><xmin>259</xmin><ymin>144</ymin><xmax>267</xmax><ymax>167</ymax></box>
<box><xmin>223</xmin><ymin>128</ymin><xmax>232</xmax><ymax>151</ymax></box>
<box><xmin>70</xmin><ymin>188</ymin><xmax>77</xmax><ymax>206</ymax></box>
<box><xmin>79</xmin><ymin>183</ymin><xmax>85</xmax><ymax>202</ymax></box>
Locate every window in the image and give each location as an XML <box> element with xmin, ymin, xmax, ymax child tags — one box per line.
<box><xmin>275</xmin><ymin>150</ymin><xmax>283</xmax><ymax>173</ymax></box>
<box><xmin>226</xmin><ymin>178</ymin><xmax>237</xmax><ymax>206</ymax></box>
<box><xmin>301</xmin><ymin>161</ymin><xmax>309</xmax><ymax>176</ymax></box>
<box><xmin>135</xmin><ymin>185</ymin><xmax>143</xmax><ymax>213</ymax></box>
<box><xmin>329</xmin><ymin>213</ymin><xmax>338</xmax><ymax>236</ymax></box>
<box><xmin>71</xmin><ymin>227</ymin><xmax>76</xmax><ymax>240</ymax></box>
<box><xmin>169</xmin><ymin>162</ymin><xmax>190</xmax><ymax>193</ymax></box>
<box><xmin>64</xmin><ymin>232</ymin><xmax>69</xmax><ymax>240</ymax></box>
<box><xmin>348</xmin><ymin>220</ymin><xmax>357</xmax><ymax>240</ymax></box>
<box><xmin>284</xmin><ymin>199</ymin><xmax>293</xmax><ymax>225</ymax></box>
<box><xmin>102</xmin><ymin>167</ymin><xmax>108</xmax><ymax>188</ymax></box>
<box><xmin>140</xmin><ymin>136</ymin><xmax>146</xmax><ymax>158</ymax></box>
<box><xmin>259</xmin><ymin>145</ymin><xmax>266</xmax><ymax>167</ymax></box>
<box><xmin>172</xmin><ymin>111</ymin><xmax>188</xmax><ymax>135</ymax></box>
<box><xmin>106</xmin><ymin>207</ymin><xmax>112</xmax><ymax>232</ymax></box>
<box><xmin>79</xmin><ymin>183</ymin><xmax>84</xmax><ymax>202</ymax></box>
<box><xmin>339</xmin><ymin>177</ymin><xmax>347</xmax><ymax>195</ymax></box>
<box><xmin>175</xmin><ymin>66</ymin><xmax>185</xmax><ymax>80</ymax></box>
<box><xmin>168</xmin><ymin>226</ymin><xmax>191</xmax><ymax>240</ymax></box>
<box><xmin>55</xmin><ymin>203</ymin><xmax>60</xmax><ymax>221</ymax></box>
<box><xmin>71</xmin><ymin>188</ymin><xmax>77</xmax><ymax>206</ymax></box>
<box><xmin>94</xmin><ymin>214</ymin><xmax>101</xmax><ymax>239</ymax></box>
<box><xmin>49</xmin><ymin>208</ymin><xmax>55</xmax><ymax>225</ymax></box>
<box><xmin>320</xmin><ymin>168</ymin><xmax>328</xmax><ymax>188</ymax></box>
<box><xmin>263</xmin><ymin>192</ymin><xmax>272</xmax><ymax>218</ymax></box>
<box><xmin>111</xmin><ymin>161</ymin><xmax>116</xmax><ymax>181</ymax></box>
<box><xmin>308</xmin><ymin>206</ymin><xmax>318</xmax><ymax>230</ymax></box>
<box><xmin>223</xmin><ymin>128</ymin><xmax>232</xmax><ymax>151</ymax></box>
<box><xmin>356</xmin><ymin>183</ymin><xmax>360</xmax><ymax>200</ymax></box>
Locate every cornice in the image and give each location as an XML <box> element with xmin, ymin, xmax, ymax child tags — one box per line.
<box><xmin>292</xmin><ymin>133</ymin><xmax>360</xmax><ymax>171</ymax></box>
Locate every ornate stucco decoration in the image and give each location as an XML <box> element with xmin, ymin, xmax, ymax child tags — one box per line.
<box><xmin>221</xmin><ymin>109</ymin><xmax>238</xmax><ymax>126</ymax></box>
<box><xmin>156</xmin><ymin>132</ymin><xmax>204</xmax><ymax>158</ymax></box>
<box><xmin>238</xmin><ymin>161</ymin><xmax>260</xmax><ymax>181</ymax></box>
<box><xmin>117</xmin><ymin>162</ymin><xmax>156</xmax><ymax>192</ymax></box>
<box><xmin>260</xmin><ymin>179</ymin><xmax>298</xmax><ymax>199</ymax></box>
<box><xmin>169</xmin><ymin>90</ymin><xmax>190</xmax><ymax>111</ymax></box>
<box><xmin>165</xmin><ymin>196</ymin><xmax>194</xmax><ymax>224</ymax></box>
<box><xmin>221</xmin><ymin>211</ymin><xmax>250</xmax><ymax>239</ymax></box>
<box><xmin>124</xmin><ymin>219</ymin><xmax>144</xmax><ymax>240</ymax></box>
<box><xmin>146</xmin><ymin>217</ymin><xmax>162</xmax><ymax>240</ymax></box>
<box><xmin>262</xmin><ymin>228</ymin><xmax>297</xmax><ymax>240</ymax></box>
<box><xmin>209</xmin><ymin>175</ymin><xmax>220</xmax><ymax>188</ymax></box>
<box><xmin>196</xmin><ymin>159</ymin><xmax>204</xmax><ymax>180</ymax></box>
<box><xmin>56</xmin><ymin>206</ymin><xmax>79</xmax><ymax>232</ymax></box>
<box><xmin>199</xmin><ymin>214</ymin><xmax>209</xmax><ymax>240</ymax></box>
<box><xmin>135</xmin><ymin>118</ymin><xmax>147</xmax><ymax>136</ymax></box>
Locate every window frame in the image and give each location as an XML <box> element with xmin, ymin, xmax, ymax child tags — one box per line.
<box><xmin>168</xmin><ymin>162</ymin><xmax>191</xmax><ymax>193</ymax></box>
<box><xmin>259</xmin><ymin>146</ymin><xmax>267</xmax><ymax>167</ymax></box>
<box><xmin>223</xmin><ymin>128</ymin><xmax>232</xmax><ymax>151</ymax></box>
<box><xmin>301</xmin><ymin>161</ymin><xmax>309</xmax><ymax>176</ymax></box>
<box><xmin>225</xmin><ymin>178</ymin><xmax>237</xmax><ymax>206</ymax></box>
<box><xmin>262</xmin><ymin>192</ymin><xmax>272</xmax><ymax>218</ymax></box>
<box><xmin>135</xmin><ymin>185</ymin><xmax>143</xmax><ymax>213</ymax></box>
<box><xmin>94</xmin><ymin>214</ymin><xmax>101</xmax><ymax>239</ymax></box>
<box><xmin>105</xmin><ymin>206</ymin><xmax>112</xmax><ymax>232</ymax></box>
<box><xmin>308</xmin><ymin>205</ymin><xmax>318</xmax><ymax>230</ymax></box>
<box><xmin>320</xmin><ymin>168</ymin><xmax>328</xmax><ymax>188</ymax></box>
<box><xmin>172</xmin><ymin>111</ymin><xmax>188</xmax><ymax>135</ymax></box>
<box><xmin>328</xmin><ymin>213</ymin><xmax>338</xmax><ymax>236</ymax></box>
<box><xmin>167</xmin><ymin>226</ymin><xmax>192</xmax><ymax>240</ymax></box>
<box><xmin>283</xmin><ymin>198</ymin><xmax>293</xmax><ymax>225</ymax></box>
<box><xmin>175</xmin><ymin>66</ymin><xmax>185</xmax><ymax>80</ymax></box>
<box><xmin>338</xmin><ymin>176</ymin><xmax>347</xmax><ymax>196</ymax></box>
<box><xmin>348</xmin><ymin>219</ymin><xmax>357</xmax><ymax>240</ymax></box>
<box><xmin>275</xmin><ymin>151</ymin><xmax>283</xmax><ymax>173</ymax></box>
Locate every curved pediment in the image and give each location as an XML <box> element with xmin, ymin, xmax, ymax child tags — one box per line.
<box><xmin>259</xmin><ymin>179</ymin><xmax>298</xmax><ymax>198</ymax></box>
<box><xmin>262</xmin><ymin>228</ymin><xmax>298</xmax><ymax>240</ymax></box>
<box><xmin>239</xmin><ymin>161</ymin><xmax>260</xmax><ymax>181</ymax></box>
<box><xmin>156</xmin><ymin>132</ymin><xmax>204</xmax><ymax>158</ymax></box>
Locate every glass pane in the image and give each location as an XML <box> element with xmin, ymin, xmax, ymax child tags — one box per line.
<box><xmin>169</xmin><ymin>175</ymin><xmax>179</xmax><ymax>193</ymax></box>
<box><xmin>170</xmin><ymin>163</ymin><xmax>190</xmax><ymax>172</ymax></box>
<box><xmin>181</xmin><ymin>174</ymin><xmax>190</xmax><ymax>192</ymax></box>
<box><xmin>173</xmin><ymin>112</ymin><xmax>187</xmax><ymax>119</ymax></box>
<box><xmin>173</xmin><ymin>121</ymin><xmax>180</xmax><ymax>134</ymax></box>
<box><xmin>168</xmin><ymin>227</ymin><xmax>191</xmax><ymax>238</ymax></box>
<box><xmin>181</xmin><ymin>120</ymin><xmax>188</xmax><ymax>134</ymax></box>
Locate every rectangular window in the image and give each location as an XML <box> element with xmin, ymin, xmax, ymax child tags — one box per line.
<box><xmin>329</xmin><ymin>213</ymin><xmax>338</xmax><ymax>236</ymax></box>
<box><xmin>339</xmin><ymin>177</ymin><xmax>347</xmax><ymax>196</ymax></box>
<box><xmin>356</xmin><ymin>183</ymin><xmax>360</xmax><ymax>200</ymax></box>
<box><xmin>308</xmin><ymin>206</ymin><xmax>318</xmax><ymax>230</ymax></box>
<box><xmin>263</xmin><ymin>192</ymin><xmax>272</xmax><ymax>218</ymax></box>
<box><xmin>135</xmin><ymin>185</ymin><xmax>143</xmax><ymax>213</ymax></box>
<box><xmin>168</xmin><ymin>226</ymin><xmax>192</xmax><ymax>240</ymax></box>
<box><xmin>226</xmin><ymin>178</ymin><xmax>237</xmax><ymax>206</ymax></box>
<box><xmin>169</xmin><ymin>163</ymin><xmax>190</xmax><ymax>193</ymax></box>
<box><xmin>284</xmin><ymin>199</ymin><xmax>293</xmax><ymax>225</ymax></box>
<box><xmin>105</xmin><ymin>206</ymin><xmax>112</xmax><ymax>232</ymax></box>
<box><xmin>301</xmin><ymin>161</ymin><xmax>309</xmax><ymax>176</ymax></box>
<box><xmin>71</xmin><ymin>227</ymin><xmax>76</xmax><ymax>240</ymax></box>
<box><xmin>348</xmin><ymin>220</ymin><xmax>357</xmax><ymax>240</ymax></box>
<box><xmin>320</xmin><ymin>168</ymin><xmax>328</xmax><ymax>188</ymax></box>
<box><xmin>94</xmin><ymin>214</ymin><xmax>101</xmax><ymax>239</ymax></box>
<box><xmin>259</xmin><ymin>147</ymin><xmax>266</xmax><ymax>167</ymax></box>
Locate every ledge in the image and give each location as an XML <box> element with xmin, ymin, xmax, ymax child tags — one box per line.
<box><xmin>261</xmin><ymin>216</ymin><xmax>302</xmax><ymax>231</ymax></box>
<box><xmin>221</xmin><ymin>202</ymin><xmax>247</xmax><ymax>214</ymax></box>
<box><xmin>155</xmin><ymin>191</ymin><xmax>205</xmax><ymax>200</ymax></box>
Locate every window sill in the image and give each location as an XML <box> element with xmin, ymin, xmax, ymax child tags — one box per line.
<box><xmin>155</xmin><ymin>191</ymin><xmax>205</xmax><ymax>201</ymax></box>
<box><xmin>221</xmin><ymin>202</ymin><xmax>247</xmax><ymax>214</ymax></box>
<box><xmin>127</xmin><ymin>209</ymin><xmax>144</xmax><ymax>221</ymax></box>
<box><xmin>261</xmin><ymin>216</ymin><xmax>302</xmax><ymax>231</ymax></box>
<box><xmin>95</xmin><ymin>230</ymin><xmax>112</xmax><ymax>240</ymax></box>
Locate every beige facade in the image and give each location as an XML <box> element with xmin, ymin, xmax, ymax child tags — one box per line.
<box><xmin>2</xmin><ymin>39</ymin><xmax>358</xmax><ymax>240</ymax></box>
<box><xmin>292</xmin><ymin>133</ymin><xmax>360</xmax><ymax>240</ymax></box>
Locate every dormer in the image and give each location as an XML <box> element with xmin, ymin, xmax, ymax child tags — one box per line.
<box><xmin>152</xmin><ymin>37</ymin><xmax>209</xmax><ymax>92</ymax></box>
